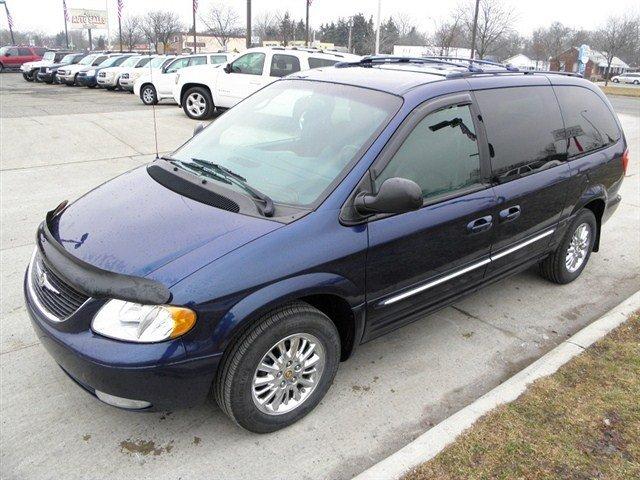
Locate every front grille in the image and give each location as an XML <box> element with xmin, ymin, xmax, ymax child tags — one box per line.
<box><xmin>58</xmin><ymin>69</ymin><xmax>67</xmax><ymax>76</ymax></box>
<box><xmin>39</xmin><ymin>66</ymin><xmax>47</xmax><ymax>73</ymax></box>
<box><xmin>98</xmin><ymin>71</ymin><xmax>106</xmax><ymax>78</ymax></box>
<box><xmin>30</xmin><ymin>253</ymin><xmax>89</xmax><ymax>320</ymax></box>
<box><xmin>121</xmin><ymin>73</ymin><xmax>129</xmax><ymax>79</ymax></box>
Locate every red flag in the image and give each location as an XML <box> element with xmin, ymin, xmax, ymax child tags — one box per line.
<box><xmin>117</xmin><ymin>0</ymin><xmax>124</xmax><ymax>20</ymax></box>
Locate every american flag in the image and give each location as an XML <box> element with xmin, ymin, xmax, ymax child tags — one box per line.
<box><xmin>117</xmin><ymin>0</ymin><xmax>124</xmax><ymax>20</ymax></box>
<box><xmin>62</xmin><ymin>0</ymin><xmax>69</xmax><ymax>22</ymax></box>
<box><xmin>193</xmin><ymin>0</ymin><xmax>198</xmax><ymax>13</ymax></box>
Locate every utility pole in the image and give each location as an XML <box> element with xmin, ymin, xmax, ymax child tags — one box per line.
<box><xmin>62</xmin><ymin>0</ymin><xmax>69</xmax><ymax>49</ymax></box>
<box><xmin>88</xmin><ymin>28</ymin><xmax>93</xmax><ymax>51</ymax></box>
<box><xmin>348</xmin><ymin>18</ymin><xmax>353</xmax><ymax>53</ymax></box>
<box><xmin>469</xmin><ymin>0</ymin><xmax>480</xmax><ymax>60</ymax></box>
<box><xmin>305</xmin><ymin>0</ymin><xmax>310</xmax><ymax>47</ymax></box>
<box><xmin>192</xmin><ymin>0</ymin><xmax>197</xmax><ymax>53</ymax></box>
<box><xmin>374</xmin><ymin>0</ymin><xmax>381</xmax><ymax>55</ymax></box>
<box><xmin>246</xmin><ymin>0</ymin><xmax>251</xmax><ymax>49</ymax></box>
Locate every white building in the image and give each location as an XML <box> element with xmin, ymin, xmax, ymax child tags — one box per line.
<box><xmin>503</xmin><ymin>53</ymin><xmax>549</xmax><ymax>71</ymax></box>
<box><xmin>393</xmin><ymin>45</ymin><xmax>476</xmax><ymax>59</ymax></box>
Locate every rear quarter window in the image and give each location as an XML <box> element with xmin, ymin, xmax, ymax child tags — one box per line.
<box><xmin>474</xmin><ymin>86</ymin><xmax>567</xmax><ymax>182</ymax></box>
<box><xmin>18</xmin><ymin>48</ymin><xmax>32</xmax><ymax>56</ymax></box>
<box><xmin>553</xmin><ymin>86</ymin><xmax>620</xmax><ymax>158</ymax></box>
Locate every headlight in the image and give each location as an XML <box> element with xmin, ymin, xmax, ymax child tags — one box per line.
<box><xmin>86</xmin><ymin>69</ymin><xmax>96</xmax><ymax>76</ymax></box>
<box><xmin>92</xmin><ymin>300</ymin><xmax>196</xmax><ymax>343</ymax></box>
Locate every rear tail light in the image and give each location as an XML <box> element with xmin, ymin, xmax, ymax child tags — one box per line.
<box><xmin>621</xmin><ymin>148</ymin><xmax>629</xmax><ymax>175</ymax></box>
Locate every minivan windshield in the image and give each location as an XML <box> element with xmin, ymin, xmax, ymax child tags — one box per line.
<box><xmin>172</xmin><ymin>80</ymin><xmax>401</xmax><ymax>207</ymax></box>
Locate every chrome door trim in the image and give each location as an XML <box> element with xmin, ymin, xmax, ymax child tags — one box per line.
<box><xmin>379</xmin><ymin>228</ymin><xmax>555</xmax><ymax>307</ymax></box>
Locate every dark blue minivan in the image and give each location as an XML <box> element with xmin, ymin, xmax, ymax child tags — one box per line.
<box><xmin>24</xmin><ymin>57</ymin><xmax>627</xmax><ymax>432</ymax></box>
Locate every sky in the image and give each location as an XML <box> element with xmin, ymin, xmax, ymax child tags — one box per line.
<box><xmin>3</xmin><ymin>0</ymin><xmax>640</xmax><ymax>37</ymax></box>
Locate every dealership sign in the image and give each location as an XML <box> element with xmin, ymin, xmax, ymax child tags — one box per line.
<box><xmin>69</xmin><ymin>8</ymin><xmax>108</xmax><ymax>29</ymax></box>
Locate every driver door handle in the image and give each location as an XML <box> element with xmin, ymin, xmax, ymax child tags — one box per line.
<box><xmin>467</xmin><ymin>215</ymin><xmax>493</xmax><ymax>234</ymax></box>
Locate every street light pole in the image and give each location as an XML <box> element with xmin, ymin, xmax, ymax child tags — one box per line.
<box><xmin>469</xmin><ymin>0</ymin><xmax>480</xmax><ymax>60</ymax></box>
<box><xmin>305</xmin><ymin>0</ymin><xmax>310</xmax><ymax>47</ymax></box>
<box><xmin>374</xmin><ymin>0</ymin><xmax>381</xmax><ymax>55</ymax></box>
<box><xmin>246</xmin><ymin>0</ymin><xmax>251</xmax><ymax>49</ymax></box>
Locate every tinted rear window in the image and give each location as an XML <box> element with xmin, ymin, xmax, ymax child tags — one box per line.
<box><xmin>308</xmin><ymin>57</ymin><xmax>338</xmax><ymax>69</ymax></box>
<box><xmin>475</xmin><ymin>86</ymin><xmax>567</xmax><ymax>182</ymax></box>
<box><xmin>553</xmin><ymin>86</ymin><xmax>620</xmax><ymax>158</ymax></box>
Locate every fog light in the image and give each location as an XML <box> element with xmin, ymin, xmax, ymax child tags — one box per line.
<box><xmin>95</xmin><ymin>390</ymin><xmax>151</xmax><ymax>410</ymax></box>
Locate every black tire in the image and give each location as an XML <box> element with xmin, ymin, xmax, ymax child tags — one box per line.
<box><xmin>105</xmin><ymin>85</ymin><xmax>116</xmax><ymax>91</ymax></box>
<box><xmin>23</xmin><ymin>71</ymin><xmax>33</xmax><ymax>82</ymax></box>
<box><xmin>634</xmin><ymin>80</ymin><xmax>639</xmax><ymax>85</ymax></box>
<box><xmin>215</xmin><ymin>301</ymin><xmax>341</xmax><ymax>433</ymax></box>
<box><xmin>539</xmin><ymin>209</ymin><xmax>597</xmax><ymax>284</ymax></box>
<box><xmin>182</xmin><ymin>86</ymin><xmax>215</xmax><ymax>120</ymax></box>
<box><xmin>0</xmin><ymin>63</ymin><xmax>4</xmax><ymax>73</ymax></box>
<box><xmin>140</xmin><ymin>83</ymin><xmax>158</xmax><ymax>105</ymax></box>
<box><xmin>613</xmin><ymin>78</ymin><xmax>619</xmax><ymax>83</ymax></box>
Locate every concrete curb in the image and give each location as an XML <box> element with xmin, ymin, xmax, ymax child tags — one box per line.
<box><xmin>353</xmin><ymin>291</ymin><xmax>640</xmax><ymax>480</ymax></box>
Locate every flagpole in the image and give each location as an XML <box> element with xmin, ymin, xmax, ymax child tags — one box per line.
<box><xmin>62</xmin><ymin>0</ymin><xmax>69</xmax><ymax>48</ymax></box>
<box><xmin>305</xmin><ymin>1</ymin><xmax>310</xmax><ymax>47</ymax></box>
<box><xmin>1</xmin><ymin>1</ymin><xmax>15</xmax><ymax>44</ymax></box>
<box><xmin>117</xmin><ymin>0</ymin><xmax>123</xmax><ymax>52</ymax></box>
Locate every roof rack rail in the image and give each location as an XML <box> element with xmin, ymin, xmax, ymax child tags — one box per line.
<box><xmin>335</xmin><ymin>56</ymin><xmax>479</xmax><ymax>71</ymax></box>
<box><xmin>422</xmin><ymin>55</ymin><xmax>519</xmax><ymax>72</ymax></box>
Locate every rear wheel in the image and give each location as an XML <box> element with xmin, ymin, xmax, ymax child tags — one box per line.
<box><xmin>215</xmin><ymin>302</ymin><xmax>340</xmax><ymax>433</ymax></box>
<box><xmin>182</xmin><ymin>86</ymin><xmax>214</xmax><ymax>120</ymax></box>
<box><xmin>140</xmin><ymin>84</ymin><xmax>158</xmax><ymax>105</ymax></box>
<box><xmin>539</xmin><ymin>209</ymin><xmax>597</xmax><ymax>284</ymax></box>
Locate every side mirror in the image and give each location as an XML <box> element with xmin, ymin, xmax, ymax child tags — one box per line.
<box><xmin>193</xmin><ymin>122</ymin><xmax>205</xmax><ymax>136</ymax></box>
<box><xmin>223</xmin><ymin>63</ymin><xmax>232</xmax><ymax>74</ymax></box>
<box><xmin>354</xmin><ymin>177</ymin><xmax>422</xmax><ymax>216</ymax></box>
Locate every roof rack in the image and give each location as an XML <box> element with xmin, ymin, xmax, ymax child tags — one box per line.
<box><xmin>334</xmin><ymin>55</ymin><xmax>584</xmax><ymax>79</ymax></box>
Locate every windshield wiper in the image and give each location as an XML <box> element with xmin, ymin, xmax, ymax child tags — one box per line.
<box><xmin>162</xmin><ymin>157</ymin><xmax>232</xmax><ymax>185</ymax></box>
<box><xmin>191</xmin><ymin>158</ymin><xmax>275</xmax><ymax>217</ymax></box>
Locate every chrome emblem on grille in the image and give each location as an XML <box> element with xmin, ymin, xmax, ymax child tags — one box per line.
<box><xmin>35</xmin><ymin>262</ymin><xmax>61</xmax><ymax>295</ymax></box>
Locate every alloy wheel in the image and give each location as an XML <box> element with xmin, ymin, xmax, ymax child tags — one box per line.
<box><xmin>252</xmin><ymin>333</ymin><xmax>325</xmax><ymax>415</ymax></box>
<box><xmin>186</xmin><ymin>92</ymin><xmax>207</xmax><ymax>117</ymax></box>
<box><xmin>142</xmin><ymin>87</ymin><xmax>155</xmax><ymax>104</ymax></box>
<box><xmin>565</xmin><ymin>223</ymin><xmax>590</xmax><ymax>273</ymax></box>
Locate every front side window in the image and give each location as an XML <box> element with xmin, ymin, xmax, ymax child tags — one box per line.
<box><xmin>18</xmin><ymin>47</ymin><xmax>32</xmax><ymax>56</ymax></box>
<box><xmin>171</xmin><ymin>80</ymin><xmax>401</xmax><ymax>207</ymax></box>
<box><xmin>165</xmin><ymin>57</ymin><xmax>190</xmax><ymax>73</ymax></box>
<box><xmin>270</xmin><ymin>54</ymin><xmax>301</xmax><ymax>78</ymax></box>
<box><xmin>136</xmin><ymin>57</ymin><xmax>151</xmax><ymax>68</ymax></box>
<box><xmin>554</xmin><ymin>86</ymin><xmax>620</xmax><ymax>158</ymax></box>
<box><xmin>54</xmin><ymin>52</ymin><xmax>68</xmax><ymax>62</ymax></box>
<box><xmin>120</xmin><ymin>56</ymin><xmax>141</xmax><ymax>67</ymax></box>
<box><xmin>230</xmin><ymin>52</ymin><xmax>265</xmax><ymax>75</ymax></box>
<box><xmin>92</xmin><ymin>56</ymin><xmax>108</xmax><ymax>66</ymax></box>
<box><xmin>189</xmin><ymin>56</ymin><xmax>207</xmax><ymax>66</ymax></box>
<box><xmin>42</xmin><ymin>51</ymin><xmax>55</xmax><ymax>61</ymax></box>
<box><xmin>308</xmin><ymin>57</ymin><xmax>339</xmax><ymax>69</ymax></box>
<box><xmin>475</xmin><ymin>86</ymin><xmax>567</xmax><ymax>182</ymax></box>
<box><xmin>376</xmin><ymin>104</ymin><xmax>481</xmax><ymax>200</ymax></box>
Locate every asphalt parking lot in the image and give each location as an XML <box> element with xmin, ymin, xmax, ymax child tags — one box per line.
<box><xmin>1</xmin><ymin>72</ymin><xmax>639</xmax><ymax>480</ymax></box>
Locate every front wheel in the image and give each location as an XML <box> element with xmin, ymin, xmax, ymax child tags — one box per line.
<box><xmin>215</xmin><ymin>302</ymin><xmax>340</xmax><ymax>433</ymax></box>
<box><xmin>634</xmin><ymin>80</ymin><xmax>639</xmax><ymax>85</ymax></box>
<box><xmin>539</xmin><ymin>209</ymin><xmax>597</xmax><ymax>284</ymax></box>
<box><xmin>140</xmin><ymin>84</ymin><xmax>158</xmax><ymax>105</ymax></box>
<box><xmin>23</xmin><ymin>71</ymin><xmax>34</xmax><ymax>81</ymax></box>
<box><xmin>613</xmin><ymin>78</ymin><xmax>619</xmax><ymax>83</ymax></box>
<box><xmin>182</xmin><ymin>86</ymin><xmax>214</xmax><ymax>120</ymax></box>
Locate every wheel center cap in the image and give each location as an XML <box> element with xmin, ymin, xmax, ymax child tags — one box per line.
<box><xmin>283</xmin><ymin>369</ymin><xmax>294</xmax><ymax>381</ymax></box>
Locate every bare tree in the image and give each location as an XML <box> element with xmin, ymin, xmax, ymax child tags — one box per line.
<box><xmin>122</xmin><ymin>15</ymin><xmax>143</xmax><ymax>51</ymax></box>
<box><xmin>254</xmin><ymin>11</ymin><xmax>279</xmax><ymax>43</ymax></box>
<box><xmin>204</xmin><ymin>5</ymin><xmax>241</xmax><ymax>49</ymax></box>
<box><xmin>395</xmin><ymin>12</ymin><xmax>413</xmax><ymax>38</ymax></box>
<box><xmin>142</xmin><ymin>11</ymin><xmax>183</xmax><ymax>53</ymax></box>
<box><xmin>541</xmin><ymin>22</ymin><xmax>571</xmax><ymax>62</ymax></box>
<box><xmin>430</xmin><ymin>13</ymin><xmax>466</xmax><ymax>55</ymax></box>
<box><xmin>594</xmin><ymin>15</ymin><xmax>639</xmax><ymax>85</ymax></box>
<box><xmin>458</xmin><ymin>0</ymin><xmax>516</xmax><ymax>59</ymax></box>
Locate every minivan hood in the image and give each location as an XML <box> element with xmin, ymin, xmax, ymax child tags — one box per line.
<box><xmin>48</xmin><ymin>165</ymin><xmax>281</xmax><ymax>283</ymax></box>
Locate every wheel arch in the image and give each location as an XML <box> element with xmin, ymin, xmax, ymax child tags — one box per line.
<box><xmin>180</xmin><ymin>83</ymin><xmax>214</xmax><ymax>106</ymax></box>
<box><xmin>571</xmin><ymin>185</ymin><xmax>606</xmax><ymax>252</ymax></box>
<box><xmin>212</xmin><ymin>273</ymin><xmax>365</xmax><ymax>363</ymax></box>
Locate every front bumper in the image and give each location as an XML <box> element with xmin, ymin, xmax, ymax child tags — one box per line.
<box><xmin>119</xmin><ymin>78</ymin><xmax>135</xmax><ymax>90</ymax></box>
<box><xmin>24</xmin><ymin>274</ymin><xmax>220</xmax><ymax>411</ymax></box>
<box><xmin>37</xmin><ymin>72</ymin><xmax>55</xmax><ymax>83</ymax></box>
<box><xmin>97</xmin><ymin>76</ymin><xmax>117</xmax><ymax>87</ymax></box>
<box><xmin>76</xmin><ymin>74</ymin><xmax>97</xmax><ymax>87</ymax></box>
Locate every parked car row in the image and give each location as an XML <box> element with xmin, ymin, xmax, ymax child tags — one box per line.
<box><xmin>0</xmin><ymin>45</ymin><xmax>47</xmax><ymax>72</ymax></box>
<box><xmin>18</xmin><ymin>46</ymin><xmax>361</xmax><ymax>122</ymax></box>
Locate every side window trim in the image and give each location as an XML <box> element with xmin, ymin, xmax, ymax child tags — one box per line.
<box><xmin>370</xmin><ymin>92</ymin><xmax>492</xmax><ymax>185</ymax></box>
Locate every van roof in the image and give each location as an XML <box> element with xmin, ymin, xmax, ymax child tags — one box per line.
<box><xmin>289</xmin><ymin>56</ymin><xmax>588</xmax><ymax>96</ymax></box>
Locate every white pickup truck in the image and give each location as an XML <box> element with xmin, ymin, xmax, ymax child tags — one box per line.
<box><xmin>133</xmin><ymin>53</ymin><xmax>233</xmax><ymax>105</ymax></box>
<box><xmin>173</xmin><ymin>47</ymin><xmax>360</xmax><ymax>120</ymax></box>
